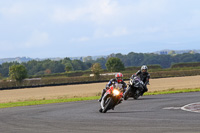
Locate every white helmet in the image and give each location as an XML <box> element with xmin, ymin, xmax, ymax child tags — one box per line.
<box><xmin>141</xmin><ymin>65</ymin><xmax>148</xmax><ymax>71</ymax></box>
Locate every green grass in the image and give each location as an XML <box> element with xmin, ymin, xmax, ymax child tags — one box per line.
<box><xmin>145</xmin><ymin>88</ymin><xmax>200</xmax><ymax>95</ymax></box>
<box><xmin>0</xmin><ymin>88</ymin><xmax>200</xmax><ymax>109</ymax></box>
<box><xmin>0</xmin><ymin>96</ymin><xmax>99</xmax><ymax>109</ymax></box>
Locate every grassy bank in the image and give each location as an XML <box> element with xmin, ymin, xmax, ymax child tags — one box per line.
<box><xmin>0</xmin><ymin>88</ymin><xmax>200</xmax><ymax>108</ymax></box>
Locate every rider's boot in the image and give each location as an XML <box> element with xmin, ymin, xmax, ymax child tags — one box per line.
<box><xmin>141</xmin><ymin>86</ymin><xmax>148</xmax><ymax>96</ymax></box>
<box><xmin>141</xmin><ymin>91</ymin><xmax>144</xmax><ymax>96</ymax></box>
<box><xmin>98</xmin><ymin>89</ymin><xmax>106</xmax><ymax>102</ymax></box>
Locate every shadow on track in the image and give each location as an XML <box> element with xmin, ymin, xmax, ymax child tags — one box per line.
<box><xmin>125</xmin><ymin>97</ymin><xmax>168</xmax><ymax>101</ymax></box>
<box><xmin>96</xmin><ymin>108</ymin><xmax>154</xmax><ymax>114</ymax></box>
<box><xmin>104</xmin><ymin>110</ymin><xmax>153</xmax><ymax>114</ymax></box>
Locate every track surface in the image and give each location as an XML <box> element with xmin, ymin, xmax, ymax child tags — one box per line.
<box><xmin>0</xmin><ymin>92</ymin><xmax>200</xmax><ymax>133</ymax></box>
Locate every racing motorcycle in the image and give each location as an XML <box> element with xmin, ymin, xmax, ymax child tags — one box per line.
<box><xmin>123</xmin><ymin>75</ymin><xmax>145</xmax><ymax>100</ymax></box>
<box><xmin>99</xmin><ymin>83</ymin><xmax>124</xmax><ymax>113</ymax></box>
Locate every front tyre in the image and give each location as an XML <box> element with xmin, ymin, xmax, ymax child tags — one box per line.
<box><xmin>99</xmin><ymin>108</ymin><xmax>103</xmax><ymax>113</ymax></box>
<box><xmin>102</xmin><ymin>97</ymin><xmax>114</xmax><ymax>113</ymax></box>
<box><xmin>124</xmin><ymin>87</ymin><xmax>131</xmax><ymax>100</ymax></box>
<box><xmin>133</xmin><ymin>90</ymin><xmax>140</xmax><ymax>100</ymax></box>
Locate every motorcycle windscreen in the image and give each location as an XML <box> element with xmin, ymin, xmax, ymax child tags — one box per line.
<box><xmin>114</xmin><ymin>83</ymin><xmax>123</xmax><ymax>89</ymax></box>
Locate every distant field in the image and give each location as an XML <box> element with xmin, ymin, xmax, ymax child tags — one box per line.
<box><xmin>0</xmin><ymin>75</ymin><xmax>200</xmax><ymax>103</ymax></box>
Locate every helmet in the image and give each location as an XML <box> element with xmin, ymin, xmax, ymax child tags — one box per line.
<box><xmin>115</xmin><ymin>73</ymin><xmax>123</xmax><ymax>83</ymax></box>
<box><xmin>141</xmin><ymin>65</ymin><xmax>148</xmax><ymax>72</ymax></box>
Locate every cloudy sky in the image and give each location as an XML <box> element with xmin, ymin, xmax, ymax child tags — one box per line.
<box><xmin>0</xmin><ymin>0</ymin><xmax>200</xmax><ymax>58</ymax></box>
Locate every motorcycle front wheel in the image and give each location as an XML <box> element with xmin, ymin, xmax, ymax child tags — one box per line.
<box><xmin>102</xmin><ymin>97</ymin><xmax>114</xmax><ymax>113</ymax></box>
<box><xmin>133</xmin><ymin>90</ymin><xmax>140</xmax><ymax>100</ymax></box>
<box><xmin>124</xmin><ymin>87</ymin><xmax>131</xmax><ymax>100</ymax></box>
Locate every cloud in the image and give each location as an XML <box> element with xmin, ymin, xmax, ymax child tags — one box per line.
<box><xmin>49</xmin><ymin>0</ymin><xmax>169</xmax><ymax>40</ymax></box>
<box><xmin>51</xmin><ymin>7</ymin><xmax>86</xmax><ymax>23</ymax></box>
<box><xmin>70</xmin><ymin>37</ymin><xmax>90</xmax><ymax>42</ymax></box>
<box><xmin>1</xmin><ymin>0</ymin><xmax>200</xmax><ymax>58</ymax></box>
<box><xmin>94</xmin><ymin>27</ymin><xmax>128</xmax><ymax>38</ymax></box>
<box><xmin>0</xmin><ymin>3</ymin><xmax>25</xmax><ymax>18</ymax></box>
<box><xmin>0</xmin><ymin>41</ymin><xmax>15</xmax><ymax>51</ymax></box>
<box><xmin>0</xmin><ymin>1</ymin><xmax>49</xmax><ymax>21</ymax></box>
<box><xmin>87</xmin><ymin>0</ymin><xmax>119</xmax><ymax>25</ymax></box>
<box><xmin>24</xmin><ymin>30</ymin><xmax>50</xmax><ymax>48</ymax></box>
<box><xmin>111</xmin><ymin>27</ymin><xmax>129</xmax><ymax>36</ymax></box>
<box><xmin>190</xmin><ymin>9</ymin><xmax>200</xmax><ymax>27</ymax></box>
<box><xmin>50</xmin><ymin>0</ymin><xmax>167</xmax><ymax>25</ymax></box>
<box><xmin>50</xmin><ymin>0</ymin><xmax>119</xmax><ymax>24</ymax></box>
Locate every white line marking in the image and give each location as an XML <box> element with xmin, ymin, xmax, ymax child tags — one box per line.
<box><xmin>163</xmin><ymin>107</ymin><xmax>181</xmax><ymax>110</ymax></box>
<box><xmin>181</xmin><ymin>102</ymin><xmax>200</xmax><ymax>113</ymax></box>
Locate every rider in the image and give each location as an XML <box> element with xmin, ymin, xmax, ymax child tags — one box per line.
<box><xmin>133</xmin><ymin>65</ymin><xmax>150</xmax><ymax>95</ymax></box>
<box><xmin>98</xmin><ymin>72</ymin><xmax>127</xmax><ymax>102</ymax></box>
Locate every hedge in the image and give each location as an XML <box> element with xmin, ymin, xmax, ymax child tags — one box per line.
<box><xmin>1</xmin><ymin>69</ymin><xmax>200</xmax><ymax>90</ymax></box>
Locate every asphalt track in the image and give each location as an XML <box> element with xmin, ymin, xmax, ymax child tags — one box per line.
<box><xmin>0</xmin><ymin>92</ymin><xmax>200</xmax><ymax>133</ymax></box>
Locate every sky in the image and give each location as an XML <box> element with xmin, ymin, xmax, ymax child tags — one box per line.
<box><xmin>0</xmin><ymin>0</ymin><xmax>200</xmax><ymax>58</ymax></box>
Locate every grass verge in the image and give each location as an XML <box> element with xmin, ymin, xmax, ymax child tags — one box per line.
<box><xmin>145</xmin><ymin>88</ymin><xmax>200</xmax><ymax>95</ymax></box>
<box><xmin>0</xmin><ymin>88</ymin><xmax>200</xmax><ymax>108</ymax></box>
<box><xmin>0</xmin><ymin>96</ymin><xmax>99</xmax><ymax>109</ymax></box>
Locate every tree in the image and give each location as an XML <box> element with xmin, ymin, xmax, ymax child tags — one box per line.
<box><xmin>44</xmin><ymin>69</ymin><xmax>51</xmax><ymax>74</ymax></box>
<box><xmin>105</xmin><ymin>57</ymin><xmax>125</xmax><ymax>72</ymax></box>
<box><xmin>189</xmin><ymin>50</ymin><xmax>195</xmax><ymax>54</ymax></box>
<box><xmin>49</xmin><ymin>61</ymin><xmax>65</xmax><ymax>73</ymax></box>
<box><xmin>9</xmin><ymin>64</ymin><xmax>28</xmax><ymax>82</ymax></box>
<box><xmin>65</xmin><ymin>63</ymin><xmax>73</xmax><ymax>72</ymax></box>
<box><xmin>91</xmin><ymin>63</ymin><xmax>102</xmax><ymax>79</ymax></box>
<box><xmin>61</xmin><ymin>57</ymin><xmax>72</xmax><ymax>65</ymax></box>
<box><xmin>0</xmin><ymin>62</ymin><xmax>19</xmax><ymax>77</ymax></box>
<box><xmin>72</xmin><ymin>60</ymin><xmax>89</xmax><ymax>70</ymax></box>
<box><xmin>96</xmin><ymin>57</ymin><xmax>107</xmax><ymax>69</ymax></box>
<box><xmin>0</xmin><ymin>73</ymin><xmax>3</xmax><ymax>79</ymax></box>
<box><xmin>83</xmin><ymin>56</ymin><xmax>93</xmax><ymax>62</ymax></box>
<box><xmin>168</xmin><ymin>50</ymin><xmax>176</xmax><ymax>55</ymax></box>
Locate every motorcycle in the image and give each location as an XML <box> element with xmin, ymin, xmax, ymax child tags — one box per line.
<box><xmin>99</xmin><ymin>83</ymin><xmax>124</xmax><ymax>113</ymax></box>
<box><xmin>123</xmin><ymin>75</ymin><xmax>145</xmax><ymax>100</ymax></box>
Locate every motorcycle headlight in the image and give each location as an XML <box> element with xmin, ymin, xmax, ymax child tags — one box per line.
<box><xmin>113</xmin><ymin>89</ymin><xmax>120</xmax><ymax>95</ymax></box>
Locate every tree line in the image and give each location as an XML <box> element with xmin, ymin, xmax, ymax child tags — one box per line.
<box><xmin>114</xmin><ymin>52</ymin><xmax>200</xmax><ymax>68</ymax></box>
<box><xmin>1</xmin><ymin>52</ymin><xmax>200</xmax><ymax>78</ymax></box>
<box><xmin>0</xmin><ymin>57</ymin><xmax>92</xmax><ymax>77</ymax></box>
